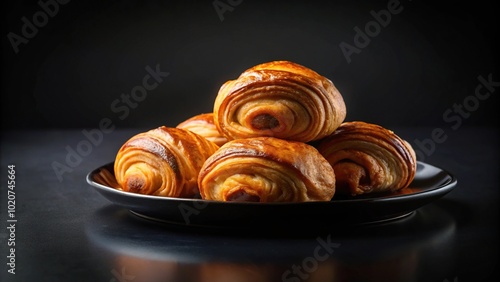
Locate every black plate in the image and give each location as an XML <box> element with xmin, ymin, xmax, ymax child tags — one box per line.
<box><xmin>86</xmin><ymin>161</ymin><xmax>457</xmax><ymax>229</ymax></box>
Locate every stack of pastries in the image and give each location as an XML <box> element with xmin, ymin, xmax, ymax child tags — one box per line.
<box><xmin>113</xmin><ymin>61</ymin><xmax>417</xmax><ymax>202</ymax></box>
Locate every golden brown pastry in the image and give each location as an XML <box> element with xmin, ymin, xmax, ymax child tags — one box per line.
<box><xmin>198</xmin><ymin>137</ymin><xmax>336</xmax><ymax>202</ymax></box>
<box><xmin>176</xmin><ymin>113</ymin><xmax>228</xmax><ymax>146</ymax></box>
<box><xmin>315</xmin><ymin>121</ymin><xmax>417</xmax><ymax>196</ymax></box>
<box><xmin>114</xmin><ymin>126</ymin><xmax>219</xmax><ymax>198</ymax></box>
<box><xmin>213</xmin><ymin>61</ymin><xmax>346</xmax><ymax>143</ymax></box>
<box><xmin>92</xmin><ymin>166</ymin><xmax>121</xmax><ymax>190</ymax></box>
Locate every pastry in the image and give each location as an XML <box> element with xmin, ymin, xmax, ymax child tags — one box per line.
<box><xmin>315</xmin><ymin>121</ymin><xmax>417</xmax><ymax>196</ymax></box>
<box><xmin>198</xmin><ymin>137</ymin><xmax>336</xmax><ymax>202</ymax></box>
<box><xmin>114</xmin><ymin>126</ymin><xmax>219</xmax><ymax>197</ymax></box>
<box><xmin>176</xmin><ymin>113</ymin><xmax>228</xmax><ymax>146</ymax></box>
<box><xmin>213</xmin><ymin>61</ymin><xmax>346</xmax><ymax>143</ymax></box>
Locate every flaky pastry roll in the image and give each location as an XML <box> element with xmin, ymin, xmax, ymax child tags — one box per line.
<box><xmin>176</xmin><ymin>113</ymin><xmax>228</xmax><ymax>146</ymax></box>
<box><xmin>198</xmin><ymin>137</ymin><xmax>336</xmax><ymax>202</ymax></box>
<box><xmin>114</xmin><ymin>126</ymin><xmax>219</xmax><ymax>198</ymax></box>
<box><xmin>315</xmin><ymin>121</ymin><xmax>417</xmax><ymax>196</ymax></box>
<box><xmin>213</xmin><ymin>61</ymin><xmax>346</xmax><ymax>143</ymax></box>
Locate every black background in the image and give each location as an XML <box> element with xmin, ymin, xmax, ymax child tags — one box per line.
<box><xmin>1</xmin><ymin>0</ymin><xmax>499</xmax><ymax>130</ymax></box>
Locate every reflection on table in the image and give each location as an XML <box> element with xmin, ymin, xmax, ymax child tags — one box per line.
<box><xmin>86</xmin><ymin>202</ymin><xmax>457</xmax><ymax>282</ymax></box>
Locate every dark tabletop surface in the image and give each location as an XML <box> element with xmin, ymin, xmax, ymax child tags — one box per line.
<box><xmin>0</xmin><ymin>126</ymin><xmax>498</xmax><ymax>282</ymax></box>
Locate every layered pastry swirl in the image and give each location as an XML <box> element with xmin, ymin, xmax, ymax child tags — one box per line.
<box><xmin>315</xmin><ymin>121</ymin><xmax>417</xmax><ymax>196</ymax></box>
<box><xmin>114</xmin><ymin>126</ymin><xmax>219</xmax><ymax>198</ymax></box>
<box><xmin>198</xmin><ymin>137</ymin><xmax>336</xmax><ymax>202</ymax></box>
<box><xmin>213</xmin><ymin>61</ymin><xmax>346</xmax><ymax>143</ymax></box>
<box><xmin>177</xmin><ymin>113</ymin><xmax>228</xmax><ymax>147</ymax></box>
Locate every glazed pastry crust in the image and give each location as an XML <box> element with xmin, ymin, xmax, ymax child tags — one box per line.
<box><xmin>114</xmin><ymin>126</ymin><xmax>219</xmax><ymax>198</ymax></box>
<box><xmin>177</xmin><ymin>113</ymin><xmax>228</xmax><ymax>147</ymax></box>
<box><xmin>198</xmin><ymin>137</ymin><xmax>336</xmax><ymax>202</ymax></box>
<box><xmin>213</xmin><ymin>61</ymin><xmax>346</xmax><ymax>143</ymax></box>
<box><xmin>315</xmin><ymin>121</ymin><xmax>417</xmax><ymax>196</ymax></box>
